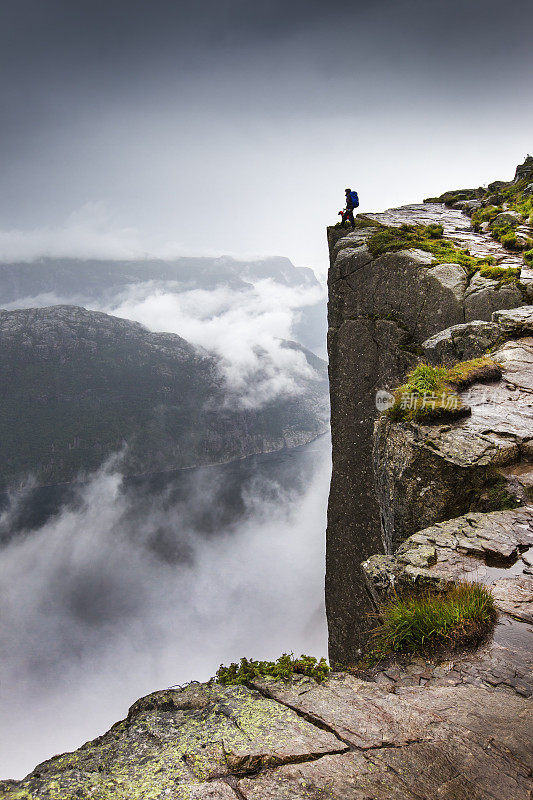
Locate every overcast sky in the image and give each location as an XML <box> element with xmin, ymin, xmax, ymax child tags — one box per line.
<box><xmin>1</xmin><ymin>0</ymin><xmax>532</xmax><ymax>270</ymax></box>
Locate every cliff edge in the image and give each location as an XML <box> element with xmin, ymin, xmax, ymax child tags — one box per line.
<box><xmin>2</xmin><ymin>166</ymin><xmax>532</xmax><ymax>799</ymax></box>
<box><xmin>2</xmin><ymin>672</ymin><xmax>531</xmax><ymax>799</ymax></box>
<box><xmin>326</xmin><ymin>183</ymin><xmax>532</xmax><ymax>665</ymax></box>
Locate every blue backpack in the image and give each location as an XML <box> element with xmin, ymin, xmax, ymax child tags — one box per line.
<box><xmin>350</xmin><ymin>190</ymin><xmax>359</xmax><ymax>208</ymax></box>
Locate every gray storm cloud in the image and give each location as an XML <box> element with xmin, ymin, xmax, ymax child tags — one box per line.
<box><xmin>0</xmin><ymin>0</ymin><xmax>531</xmax><ymax>268</ymax></box>
<box><xmin>0</xmin><ymin>438</ymin><xmax>330</xmax><ymax>778</ymax></box>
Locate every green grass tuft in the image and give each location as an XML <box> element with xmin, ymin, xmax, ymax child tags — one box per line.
<box><xmin>386</xmin><ymin>357</ymin><xmax>501</xmax><ymax>422</ymax></box>
<box><xmin>366</xmin><ymin>223</ymin><xmax>494</xmax><ymax>273</ymax></box>
<box><xmin>370</xmin><ymin>582</ymin><xmax>497</xmax><ymax>659</ymax></box>
<box><xmin>478</xmin><ymin>266</ymin><xmax>521</xmax><ymax>283</ymax></box>
<box><xmin>500</xmin><ymin>232</ymin><xmax>521</xmax><ymax>251</ymax></box>
<box><xmin>214</xmin><ymin>653</ymin><xmax>331</xmax><ymax>685</ymax></box>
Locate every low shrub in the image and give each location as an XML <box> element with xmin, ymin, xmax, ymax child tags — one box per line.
<box><xmin>370</xmin><ymin>582</ymin><xmax>497</xmax><ymax>659</ymax></box>
<box><xmin>214</xmin><ymin>653</ymin><xmax>330</xmax><ymax>685</ymax></box>
<box><xmin>500</xmin><ymin>233</ymin><xmax>520</xmax><ymax>251</ymax></box>
<box><xmin>479</xmin><ymin>266</ymin><xmax>521</xmax><ymax>283</ymax></box>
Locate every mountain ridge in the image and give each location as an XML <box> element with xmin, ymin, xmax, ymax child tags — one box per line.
<box><xmin>0</xmin><ymin>304</ymin><xmax>328</xmax><ymax>489</ymax></box>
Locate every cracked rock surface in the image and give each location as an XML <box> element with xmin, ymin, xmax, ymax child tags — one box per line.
<box><xmin>2</xmin><ymin>675</ymin><xmax>532</xmax><ymax>799</ymax></box>
<box><xmin>0</xmin><ymin>682</ymin><xmax>346</xmax><ymax>799</ymax></box>
<box><xmin>362</xmin><ymin>506</ymin><xmax>533</xmax><ymax>697</ymax></box>
<box><xmin>326</xmin><ymin>207</ymin><xmax>532</xmax><ymax>665</ymax></box>
<box><xmin>422</xmin><ymin>305</ymin><xmax>533</xmax><ymax>364</ymax></box>
<box><xmin>374</xmin><ymin>315</ymin><xmax>533</xmax><ymax>552</ymax></box>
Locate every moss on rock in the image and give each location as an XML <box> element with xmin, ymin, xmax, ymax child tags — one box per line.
<box><xmin>386</xmin><ymin>357</ymin><xmax>501</xmax><ymax>422</ymax></box>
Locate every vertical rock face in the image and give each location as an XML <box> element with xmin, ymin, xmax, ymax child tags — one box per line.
<box><xmin>325</xmin><ymin>211</ymin><xmax>529</xmax><ymax>666</ymax></box>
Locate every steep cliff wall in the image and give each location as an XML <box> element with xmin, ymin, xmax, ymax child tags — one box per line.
<box><xmin>3</xmin><ymin>195</ymin><xmax>533</xmax><ymax>800</ymax></box>
<box><xmin>326</xmin><ymin>204</ymin><xmax>532</xmax><ymax>666</ymax></box>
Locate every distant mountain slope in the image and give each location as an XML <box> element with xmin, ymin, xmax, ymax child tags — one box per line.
<box><xmin>0</xmin><ymin>255</ymin><xmax>319</xmax><ymax>300</ymax></box>
<box><xmin>0</xmin><ymin>305</ymin><xmax>328</xmax><ymax>489</ymax></box>
<box><xmin>0</xmin><ymin>255</ymin><xmax>327</xmax><ymax>356</ymax></box>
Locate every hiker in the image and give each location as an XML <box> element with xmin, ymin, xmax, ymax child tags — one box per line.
<box><xmin>339</xmin><ymin>188</ymin><xmax>359</xmax><ymax>229</ymax></box>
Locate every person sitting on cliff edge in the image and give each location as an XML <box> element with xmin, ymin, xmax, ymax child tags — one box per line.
<box><xmin>339</xmin><ymin>187</ymin><xmax>359</xmax><ymax>229</ymax></box>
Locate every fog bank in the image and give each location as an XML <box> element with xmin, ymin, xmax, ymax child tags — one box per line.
<box><xmin>0</xmin><ymin>436</ymin><xmax>330</xmax><ymax>778</ymax></box>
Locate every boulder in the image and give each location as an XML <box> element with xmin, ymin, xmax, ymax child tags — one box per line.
<box><xmin>488</xmin><ymin>180</ymin><xmax>511</xmax><ymax>192</ymax></box>
<box><xmin>492</xmin><ymin>305</ymin><xmax>533</xmax><ymax>336</ymax></box>
<box><xmin>422</xmin><ymin>306</ymin><xmax>533</xmax><ymax>364</ymax></box>
<box><xmin>422</xmin><ymin>320</ymin><xmax>500</xmax><ymax>364</ymax></box>
<box><xmin>464</xmin><ymin>272</ymin><xmax>524</xmax><ymax>321</ymax></box>
<box><xmin>426</xmin><ymin>262</ymin><xmax>468</xmax><ymax>303</ymax></box>
<box><xmin>463</xmin><ymin>199</ymin><xmax>482</xmax><ymax>213</ymax></box>
<box><xmin>492</xmin><ymin>211</ymin><xmax>523</xmax><ymax>229</ymax></box>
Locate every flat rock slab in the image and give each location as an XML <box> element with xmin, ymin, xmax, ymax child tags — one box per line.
<box><xmin>4</xmin><ymin>683</ymin><xmax>345</xmax><ymax>799</ymax></box>
<box><xmin>239</xmin><ymin>679</ymin><xmax>533</xmax><ymax>800</ymax></box>
<box><xmin>363</xmin><ymin>615</ymin><xmax>533</xmax><ymax>698</ymax></box>
<box><xmin>239</xmin><ymin>734</ymin><xmax>532</xmax><ymax>800</ymax></box>
<box><xmin>493</xmin><ymin>306</ymin><xmax>533</xmax><ymax>336</ymax></box>
<box><xmin>251</xmin><ymin>673</ymin><xmax>442</xmax><ymax>749</ymax></box>
<box><xmin>4</xmin><ymin>677</ymin><xmax>532</xmax><ymax>800</ymax></box>
<box><xmin>366</xmin><ymin>507</ymin><xmax>533</xmax><ymax>587</ymax></box>
<box><xmin>493</xmin><ymin>337</ymin><xmax>533</xmax><ymax>392</ymax></box>
<box><xmin>492</xmin><ymin>575</ymin><xmax>533</xmax><ymax>623</ymax></box>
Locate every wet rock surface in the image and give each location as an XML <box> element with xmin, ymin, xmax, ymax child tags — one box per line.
<box><xmin>367</xmin><ymin>202</ymin><xmax>527</xmax><ymax>272</ymax></box>
<box><xmin>3</xmin><ymin>675</ymin><xmax>532</xmax><ymax>799</ymax></box>
<box><xmin>326</xmin><ymin>201</ymin><xmax>532</xmax><ymax>666</ymax></box>
<box><xmin>0</xmin><ymin>682</ymin><xmax>346</xmax><ymax>799</ymax></box>
<box><xmin>374</xmin><ymin>310</ymin><xmax>533</xmax><ymax>551</ymax></box>
<box><xmin>362</xmin><ymin>508</ymin><xmax>533</xmax><ymax>699</ymax></box>
<box><xmin>422</xmin><ymin>305</ymin><xmax>533</xmax><ymax>364</ymax></box>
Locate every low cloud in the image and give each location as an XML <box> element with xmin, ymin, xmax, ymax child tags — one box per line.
<box><xmin>92</xmin><ymin>279</ymin><xmax>325</xmax><ymax>406</ymax></box>
<box><xmin>0</xmin><ymin>437</ymin><xmax>330</xmax><ymax>779</ymax></box>
<box><xmin>2</xmin><ymin>278</ymin><xmax>326</xmax><ymax>409</ymax></box>
<box><xmin>0</xmin><ymin>203</ymin><xmax>150</xmax><ymax>262</ymax></box>
<box><xmin>0</xmin><ymin>204</ymin><xmax>327</xmax><ymax>407</ymax></box>
<box><xmin>0</xmin><ymin>203</ymin><xmax>285</xmax><ymax>263</ymax></box>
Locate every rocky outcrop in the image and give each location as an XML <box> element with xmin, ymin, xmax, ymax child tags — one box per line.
<box><xmin>362</xmin><ymin>505</ymin><xmax>533</xmax><ymax>698</ymax></box>
<box><xmin>2</xmin><ymin>182</ymin><xmax>533</xmax><ymax>800</ymax></box>
<box><xmin>422</xmin><ymin>305</ymin><xmax>533</xmax><ymax>363</ymax></box>
<box><xmin>374</xmin><ymin>309</ymin><xmax>533</xmax><ymax>552</ymax></box>
<box><xmin>326</xmin><ymin>205</ymin><xmax>530</xmax><ymax>665</ymax></box>
<box><xmin>0</xmin><ymin>305</ymin><xmax>329</xmax><ymax>488</ymax></box>
<box><xmin>3</xmin><ymin>674</ymin><xmax>532</xmax><ymax>799</ymax></box>
<box><xmin>514</xmin><ymin>155</ymin><xmax>533</xmax><ymax>183</ymax></box>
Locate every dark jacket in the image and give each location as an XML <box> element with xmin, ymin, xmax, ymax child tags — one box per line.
<box><xmin>345</xmin><ymin>191</ymin><xmax>354</xmax><ymax>210</ymax></box>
